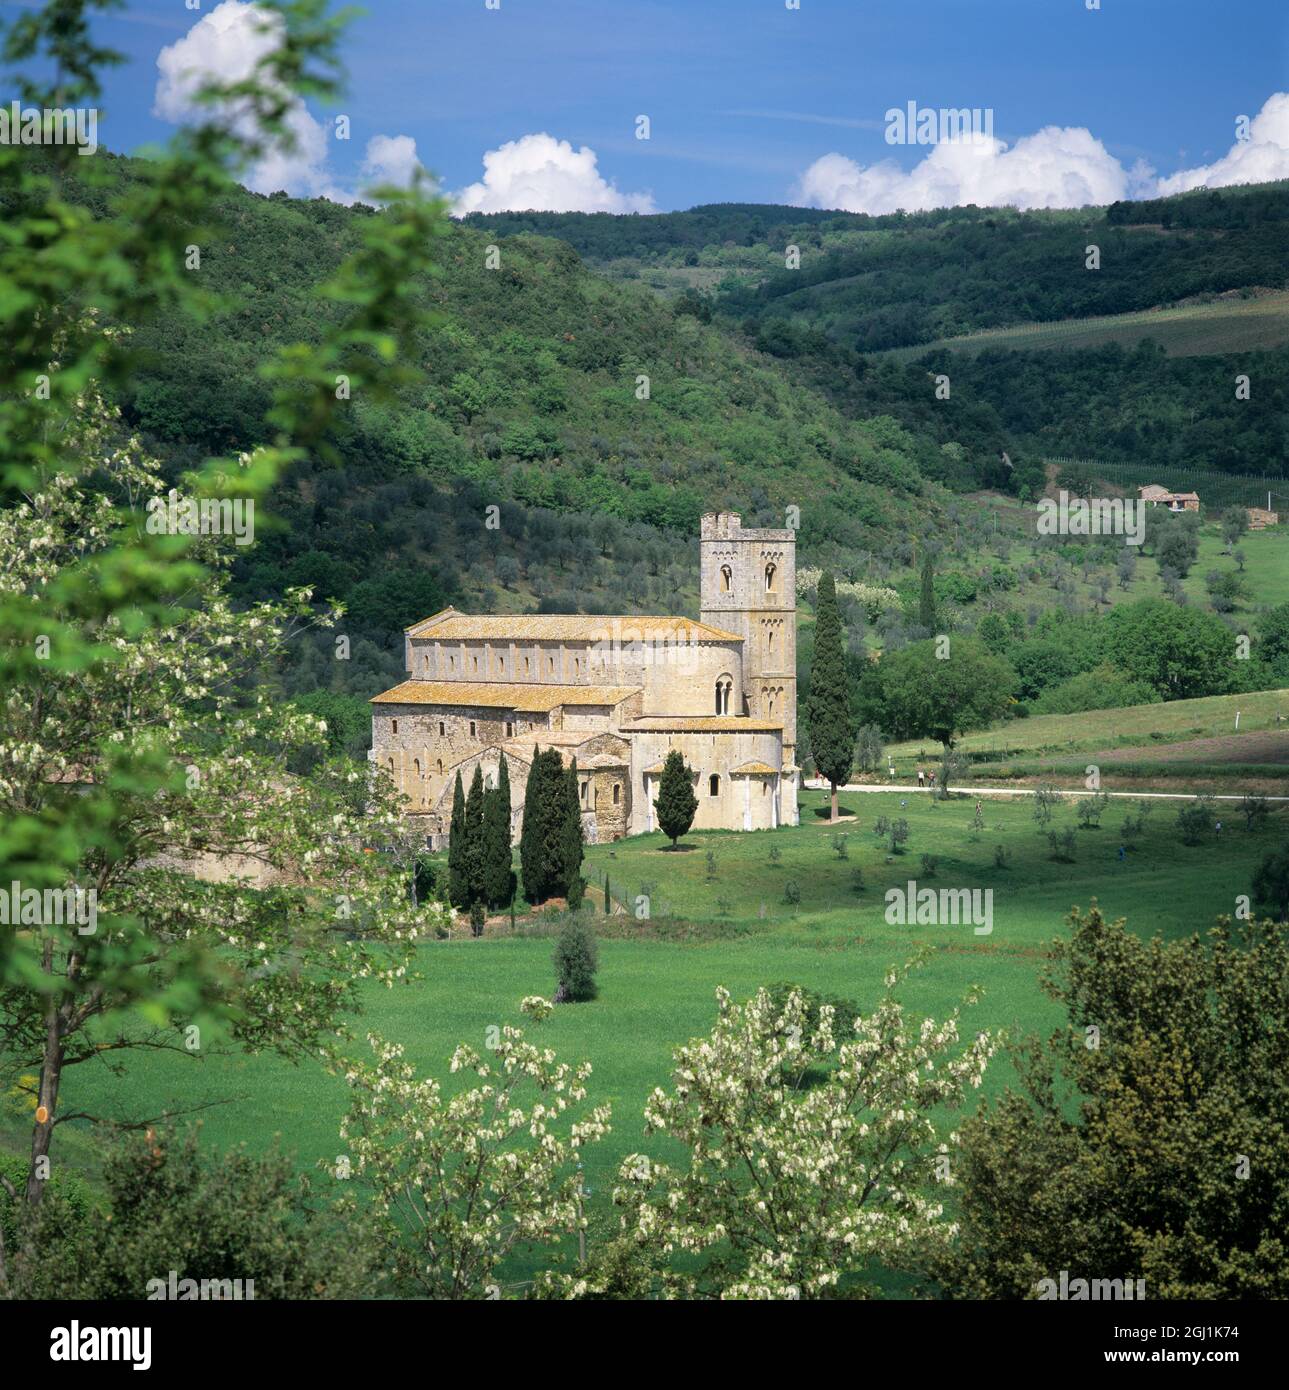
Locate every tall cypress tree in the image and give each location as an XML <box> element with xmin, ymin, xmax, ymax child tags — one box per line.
<box><xmin>919</xmin><ymin>549</ymin><xmax>937</xmax><ymax>632</ymax></box>
<box><xmin>654</xmin><ymin>748</ymin><xmax>698</xmax><ymax>849</ymax></box>
<box><xmin>519</xmin><ymin>747</ymin><xmax>542</xmax><ymax>905</ymax></box>
<box><xmin>464</xmin><ymin>764</ymin><xmax>486</xmax><ymax>908</ymax></box>
<box><xmin>482</xmin><ymin>754</ymin><xmax>514</xmax><ymax>909</ymax></box>
<box><xmin>805</xmin><ymin>570</ymin><xmax>854</xmax><ymax>824</ymax></box>
<box><xmin>447</xmin><ymin>770</ymin><xmax>468</xmax><ymax>909</ymax></box>
<box><xmin>521</xmin><ymin>747</ymin><xmax>565</xmax><ymax>906</ymax></box>
<box><xmin>558</xmin><ymin>757</ymin><xmax>584</xmax><ymax>901</ymax></box>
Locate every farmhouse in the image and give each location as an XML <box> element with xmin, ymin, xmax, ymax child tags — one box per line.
<box><xmin>370</xmin><ymin>513</ymin><xmax>799</xmax><ymax>845</ymax></box>
<box><xmin>1137</xmin><ymin>484</ymin><xmax>1200</xmax><ymax>512</ymax></box>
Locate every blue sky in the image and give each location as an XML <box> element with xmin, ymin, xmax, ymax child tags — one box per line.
<box><xmin>17</xmin><ymin>0</ymin><xmax>1289</xmax><ymax>211</ymax></box>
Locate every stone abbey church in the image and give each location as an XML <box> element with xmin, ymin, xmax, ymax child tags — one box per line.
<box><xmin>370</xmin><ymin>513</ymin><xmax>799</xmax><ymax>845</ymax></box>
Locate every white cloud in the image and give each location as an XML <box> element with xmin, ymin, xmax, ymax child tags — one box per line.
<box><xmin>793</xmin><ymin>96</ymin><xmax>1289</xmax><ymax>215</ymax></box>
<box><xmin>361</xmin><ymin>133</ymin><xmax>424</xmax><ymax>190</ymax></box>
<box><xmin>793</xmin><ymin>126</ymin><xmax>1134</xmax><ymax>215</ymax></box>
<box><xmin>452</xmin><ymin>133</ymin><xmax>655</xmax><ymax>214</ymax></box>
<box><xmin>154</xmin><ymin>0</ymin><xmax>419</xmax><ymax>205</ymax></box>
<box><xmin>1154</xmin><ymin>92</ymin><xmax>1289</xmax><ymax>195</ymax></box>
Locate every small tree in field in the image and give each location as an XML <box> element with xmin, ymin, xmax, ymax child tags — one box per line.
<box><xmin>611</xmin><ymin>971</ymin><xmax>994</xmax><ymax>1299</ymax></box>
<box><xmin>554</xmin><ymin>919</ymin><xmax>599</xmax><ymax>1002</ymax></box>
<box><xmin>654</xmin><ymin>750</ymin><xmax>698</xmax><ymax>849</ymax></box>
<box><xmin>805</xmin><ymin>572</ymin><xmax>854</xmax><ymax>822</ymax></box>
<box><xmin>1251</xmin><ymin>845</ymin><xmax>1289</xmax><ymax>921</ymax></box>
<box><xmin>1032</xmin><ymin>783</ymin><xmax>1064</xmax><ymax>832</ymax></box>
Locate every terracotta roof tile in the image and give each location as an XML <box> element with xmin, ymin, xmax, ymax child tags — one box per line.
<box><xmin>405</xmin><ymin>607</ymin><xmax>742</xmax><ymax>644</ymax></box>
<box><xmin>370</xmin><ymin>681</ymin><xmax>638</xmax><ymax>711</ymax></box>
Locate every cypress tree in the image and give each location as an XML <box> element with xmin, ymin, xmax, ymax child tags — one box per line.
<box><xmin>521</xmin><ymin>747</ymin><xmax>565</xmax><ymax>905</ymax></box>
<box><xmin>464</xmin><ymin>764</ymin><xmax>486</xmax><ymax>907</ymax></box>
<box><xmin>519</xmin><ymin>747</ymin><xmax>542</xmax><ymax>905</ymax></box>
<box><xmin>482</xmin><ymin>754</ymin><xmax>514</xmax><ymax>908</ymax></box>
<box><xmin>919</xmin><ymin>549</ymin><xmax>937</xmax><ymax>631</ymax></box>
<box><xmin>654</xmin><ymin>748</ymin><xmax>698</xmax><ymax>849</ymax></box>
<box><xmin>447</xmin><ymin>770</ymin><xmax>468</xmax><ymax>909</ymax></box>
<box><xmin>805</xmin><ymin>570</ymin><xmax>854</xmax><ymax>823</ymax></box>
<box><xmin>558</xmin><ymin>757</ymin><xmax>584</xmax><ymax>900</ymax></box>
<box><xmin>603</xmin><ymin>874</ymin><xmax>611</xmax><ymax>915</ymax></box>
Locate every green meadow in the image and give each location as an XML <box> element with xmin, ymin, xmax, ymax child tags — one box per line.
<box><xmin>15</xmin><ymin>787</ymin><xmax>1278</xmax><ymax>1259</ymax></box>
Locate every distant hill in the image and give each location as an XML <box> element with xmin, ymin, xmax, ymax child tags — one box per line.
<box><xmin>463</xmin><ymin>183</ymin><xmax>1289</xmax><ymax>488</ymax></box>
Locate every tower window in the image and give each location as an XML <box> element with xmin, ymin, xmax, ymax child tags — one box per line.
<box><xmin>437</xmin><ymin>759</ymin><xmax>443</xmax><ymax>775</ymax></box>
<box><xmin>709</xmin><ymin>774</ymin><xmax>720</xmax><ymax>797</ymax></box>
<box><xmin>720</xmin><ymin>564</ymin><xmax>732</xmax><ymax>593</ymax></box>
<box><xmin>765</xmin><ymin>562</ymin><xmax>777</xmax><ymax>593</ymax></box>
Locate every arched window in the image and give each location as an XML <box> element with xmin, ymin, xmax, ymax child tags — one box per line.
<box><xmin>436</xmin><ymin>759</ymin><xmax>443</xmax><ymax>775</ymax></box>
<box><xmin>469</xmin><ymin>721</ymin><xmax>476</xmax><ymax>737</ymax></box>
<box><xmin>720</xmin><ymin>564</ymin><xmax>732</xmax><ymax>593</ymax></box>
<box><xmin>472</xmin><ymin>654</ymin><xmax>479</xmax><ymax>672</ymax></box>
<box><xmin>580</xmin><ymin>780</ymin><xmax>588</xmax><ymax>805</ymax></box>
<box><xmin>715</xmin><ymin>675</ymin><xmax>733</xmax><ymax>715</ymax></box>
<box><xmin>767</xmin><ymin>626</ymin><xmax>776</xmax><ymax>655</ymax></box>
<box><xmin>413</xmin><ymin>758</ymin><xmax>420</xmax><ymax>777</ymax></box>
<box><xmin>548</xmin><ymin>655</ymin><xmax>555</xmax><ymax>674</ymax></box>
<box><xmin>765</xmin><ymin>562</ymin><xmax>777</xmax><ymax>593</ymax></box>
<box><xmin>386</xmin><ymin>757</ymin><xmax>394</xmax><ymax>773</ymax></box>
<box><xmin>709</xmin><ymin>774</ymin><xmax>720</xmax><ymax>797</ymax></box>
<box><xmin>766</xmin><ymin>689</ymin><xmax>777</xmax><ymax>717</ymax></box>
<box><xmin>612</xmin><ymin>783</ymin><xmax>621</xmax><ymax>805</ymax></box>
<box><xmin>391</xmin><ymin>719</ymin><xmax>398</xmax><ymax>734</ymax></box>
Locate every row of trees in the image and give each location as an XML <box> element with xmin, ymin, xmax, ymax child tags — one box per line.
<box><xmin>447</xmin><ymin>759</ymin><xmax>516</xmax><ymax>924</ymax></box>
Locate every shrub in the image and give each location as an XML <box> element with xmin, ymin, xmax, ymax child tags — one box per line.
<box><xmin>783</xmin><ymin>879</ymin><xmax>802</xmax><ymax>906</ymax></box>
<box><xmin>553</xmin><ymin>918</ymin><xmax>599</xmax><ymax>1002</ymax></box>
<box><xmin>1176</xmin><ymin>795</ymin><xmax>1216</xmax><ymax>846</ymax></box>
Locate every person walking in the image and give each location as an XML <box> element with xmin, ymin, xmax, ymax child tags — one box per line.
<box><xmin>916</xmin><ymin>766</ymin><xmax>925</xmax><ymax>788</ymax></box>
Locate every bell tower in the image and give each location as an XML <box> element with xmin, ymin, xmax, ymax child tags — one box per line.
<box><xmin>699</xmin><ymin>510</ymin><xmax>797</xmax><ymax>773</ymax></box>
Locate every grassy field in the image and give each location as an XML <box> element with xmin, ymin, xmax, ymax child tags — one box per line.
<box><xmin>886</xmin><ymin>687</ymin><xmax>1289</xmax><ymax>767</ymax></box>
<box><xmin>875</xmin><ymin>290</ymin><xmax>1289</xmax><ymax>361</ymax></box>
<box><xmin>8</xmin><ymin>786</ymin><xmax>1278</xmax><ymax>1292</ymax></box>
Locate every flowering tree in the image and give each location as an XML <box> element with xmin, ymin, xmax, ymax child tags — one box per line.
<box><xmin>0</xmin><ymin>388</ymin><xmax>450</xmax><ymax>1230</ymax></box>
<box><xmin>333</xmin><ymin>997</ymin><xmax>611</xmax><ymax>1299</ymax></box>
<box><xmin>0</xmin><ymin>0</ymin><xmax>448</xmax><ymax>1269</ymax></box>
<box><xmin>612</xmin><ymin>970</ymin><xmax>995</xmax><ymax>1299</ymax></box>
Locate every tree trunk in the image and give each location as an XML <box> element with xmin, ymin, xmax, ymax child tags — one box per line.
<box><xmin>27</xmin><ymin>993</ymin><xmax>62</xmax><ymax>1207</ymax></box>
<box><xmin>830</xmin><ymin>782</ymin><xmax>839</xmax><ymax>823</ymax></box>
